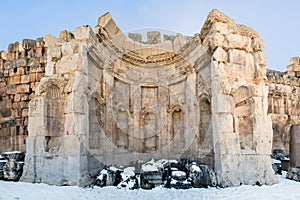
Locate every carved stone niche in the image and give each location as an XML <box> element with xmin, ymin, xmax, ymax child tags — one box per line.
<box><xmin>88</xmin><ymin>95</ymin><xmax>105</xmax><ymax>150</ymax></box>
<box><xmin>198</xmin><ymin>94</ymin><xmax>212</xmax><ymax>148</ymax></box>
<box><xmin>170</xmin><ymin>105</ymin><xmax>185</xmax><ymax>151</ymax></box>
<box><xmin>142</xmin><ymin>111</ymin><xmax>158</xmax><ymax>153</ymax></box>
<box><xmin>115</xmin><ymin>107</ymin><xmax>130</xmax><ymax>150</ymax></box>
<box><xmin>233</xmin><ymin>86</ymin><xmax>254</xmax><ymax>152</ymax></box>
<box><xmin>44</xmin><ymin>83</ymin><xmax>64</xmax><ymax>153</ymax></box>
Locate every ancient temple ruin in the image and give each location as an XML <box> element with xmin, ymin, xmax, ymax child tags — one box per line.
<box><xmin>0</xmin><ymin>9</ymin><xmax>282</xmax><ymax>186</ymax></box>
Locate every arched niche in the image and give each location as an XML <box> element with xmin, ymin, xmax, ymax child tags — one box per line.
<box><xmin>198</xmin><ymin>94</ymin><xmax>213</xmax><ymax>166</ymax></box>
<box><xmin>115</xmin><ymin>107</ymin><xmax>130</xmax><ymax>150</ymax></box>
<box><xmin>273</xmin><ymin>96</ymin><xmax>280</xmax><ymax>114</ymax></box>
<box><xmin>234</xmin><ymin>86</ymin><xmax>254</xmax><ymax>151</ymax></box>
<box><xmin>169</xmin><ymin>105</ymin><xmax>184</xmax><ymax>150</ymax></box>
<box><xmin>143</xmin><ymin>112</ymin><xmax>158</xmax><ymax>153</ymax></box>
<box><xmin>88</xmin><ymin>96</ymin><xmax>105</xmax><ymax>150</ymax></box>
<box><xmin>198</xmin><ymin>94</ymin><xmax>212</xmax><ymax>146</ymax></box>
<box><xmin>44</xmin><ymin>84</ymin><xmax>63</xmax><ymax>153</ymax></box>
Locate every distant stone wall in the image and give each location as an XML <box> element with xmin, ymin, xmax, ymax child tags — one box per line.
<box><xmin>0</xmin><ymin>39</ymin><xmax>47</xmax><ymax>153</ymax></box>
<box><xmin>266</xmin><ymin>58</ymin><xmax>300</xmax><ymax>154</ymax></box>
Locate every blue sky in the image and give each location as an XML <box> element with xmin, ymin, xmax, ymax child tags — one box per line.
<box><xmin>0</xmin><ymin>0</ymin><xmax>299</xmax><ymax>71</ymax></box>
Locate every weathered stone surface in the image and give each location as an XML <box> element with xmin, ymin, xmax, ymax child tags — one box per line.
<box><xmin>0</xmin><ymin>36</ymin><xmax>45</xmax><ymax>153</ymax></box>
<box><xmin>128</xmin><ymin>33</ymin><xmax>142</xmax><ymax>43</ymax></box>
<box><xmin>141</xmin><ymin>160</ymin><xmax>164</xmax><ymax>189</ymax></box>
<box><xmin>1</xmin><ymin>151</ymin><xmax>25</xmax><ymax>181</ymax></box>
<box><xmin>147</xmin><ymin>31</ymin><xmax>161</xmax><ymax>44</ymax></box>
<box><xmin>226</xmin><ymin>34</ymin><xmax>251</xmax><ymax>51</ymax></box>
<box><xmin>0</xmin><ymin>9</ymin><xmax>277</xmax><ymax>188</ymax></box>
<box><xmin>290</xmin><ymin>125</ymin><xmax>300</xmax><ymax>168</ymax></box>
<box><xmin>3</xmin><ymin>159</ymin><xmax>24</xmax><ymax>181</ymax></box>
<box><xmin>213</xmin><ymin>47</ymin><xmax>227</xmax><ymax>62</ymax></box>
<box><xmin>287</xmin><ymin>167</ymin><xmax>300</xmax><ymax>182</ymax></box>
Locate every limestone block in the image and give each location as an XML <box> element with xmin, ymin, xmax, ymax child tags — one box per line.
<box><xmin>97</xmin><ymin>12</ymin><xmax>121</xmax><ymax>39</ymax></box>
<box><xmin>60</xmin><ymin>30</ymin><xmax>74</xmax><ymax>42</ymax></box>
<box><xmin>55</xmin><ymin>55</ymin><xmax>78</xmax><ymax>74</ymax></box>
<box><xmin>63</xmin><ymin>113</ymin><xmax>88</xmax><ymax>136</ymax></box>
<box><xmin>223</xmin><ymin>114</ymin><xmax>234</xmax><ymax>133</ymax></box>
<box><xmin>21</xmin><ymin>94</ymin><xmax>29</xmax><ymax>101</ymax></box>
<box><xmin>17</xmin><ymin>84</ymin><xmax>30</xmax><ymax>93</ymax></box>
<box><xmin>16</xmin><ymin>59</ymin><xmax>27</xmax><ymax>67</ymax></box>
<box><xmin>61</xmin><ymin>42</ymin><xmax>79</xmax><ymax>56</ymax></box>
<box><xmin>220</xmin><ymin>132</ymin><xmax>240</xmax><ymax>155</ymax></box>
<box><xmin>27</xmin><ymin>57</ymin><xmax>39</xmax><ymax>66</ymax></box>
<box><xmin>217</xmin><ymin>155</ymin><xmax>240</xmax><ymax>187</ymax></box>
<box><xmin>75</xmin><ymin>26</ymin><xmax>92</xmax><ymax>40</ymax></box>
<box><xmin>14</xmin><ymin>94</ymin><xmax>21</xmax><ymax>102</ymax></box>
<box><xmin>56</xmin><ymin>46</ymin><xmax>88</xmax><ymax>75</ymax></box>
<box><xmin>60</xmin><ymin>135</ymin><xmax>80</xmax><ymax>156</ymax></box>
<box><xmin>253</xmin><ymin>51</ymin><xmax>266</xmax><ymax>66</ymax></box>
<box><xmin>252</xmin><ymin>38</ymin><xmax>264</xmax><ymax>52</ymax></box>
<box><xmin>45</xmin><ymin>61</ymin><xmax>55</xmax><ymax>76</ymax></box>
<box><xmin>228</xmin><ymin>49</ymin><xmax>246</xmax><ymax>65</ymax></box>
<box><xmin>212</xmin><ymin>94</ymin><xmax>234</xmax><ymax>113</ymax></box>
<box><xmin>146</xmin><ymin>31</ymin><xmax>161</xmax><ymax>44</ymax></box>
<box><xmin>252</xmin><ymin>115</ymin><xmax>272</xmax><ymax>136</ymax></box>
<box><xmin>9</xmin><ymin>76</ymin><xmax>21</xmax><ymax>84</ymax></box>
<box><xmin>245</xmin><ymin>53</ymin><xmax>254</xmax><ymax>68</ymax></box>
<box><xmin>212</xmin><ymin>47</ymin><xmax>227</xmax><ymax>62</ymax></box>
<box><xmin>128</xmin><ymin>33</ymin><xmax>142</xmax><ymax>43</ymax></box>
<box><xmin>21</xmin><ymin>108</ymin><xmax>28</xmax><ymax>118</ymax></box>
<box><xmin>254</xmin><ymin>133</ymin><xmax>272</xmax><ymax>155</ymax></box>
<box><xmin>211</xmin><ymin>22</ymin><xmax>231</xmax><ymax>35</ymax></box>
<box><xmin>226</xmin><ymin>34</ymin><xmax>251</xmax><ymax>51</ymax></box>
<box><xmin>252</xmin><ymin>97</ymin><xmax>263</xmax><ymax>115</ymax></box>
<box><xmin>7</xmin><ymin>84</ymin><xmax>17</xmax><ymax>94</ymax></box>
<box><xmin>211</xmin><ymin>78</ymin><xmax>231</xmax><ymax>95</ymax></box>
<box><xmin>0</xmin><ymin>51</ymin><xmax>7</xmax><ymax>60</ymax></box>
<box><xmin>44</xmin><ymin>34</ymin><xmax>59</xmax><ymax>48</ymax></box>
<box><xmin>47</xmin><ymin>46</ymin><xmax>61</xmax><ymax>62</ymax></box>
<box><xmin>157</xmin><ymin>40</ymin><xmax>173</xmax><ymax>52</ymax></box>
<box><xmin>237</xmin><ymin>155</ymin><xmax>259</xmax><ymax>185</ymax></box>
<box><xmin>211</xmin><ymin>61</ymin><xmax>225</xmax><ymax>78</ymax></box>
<box><xmin>65</xmin><ymin>93</ymin><xmax>85</xmax><ymax>114</ymax></box>
<box><xmin>210</xmin><ymin>32</ymin><xmax>226</xmax><ymax>50</ymax></box>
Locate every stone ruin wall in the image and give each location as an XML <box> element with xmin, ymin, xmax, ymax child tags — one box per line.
<box><xmin>0</xmin><ymin>9</ymin><xmax>279</xmax><ymax>187</ymax></box>
<box><xmin>201</xmin><ymin>10</ymin><xmax>276</xmax><ymax>186</ymax></box>
<box><xmin>267</xmin><ymin>57</ymin><xmax>300</xmax><ymax>154</ymax></box>
<box><xmin>0</xmin><ymin>39</ymin><xmax>47</xmax><ymax>153</ymax></box>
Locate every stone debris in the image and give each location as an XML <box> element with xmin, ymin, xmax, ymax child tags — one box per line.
<box><xmin>271</xmin><ymin>159</ymin><xmax>282</xmax><ymax>175</ymax></box>
<box><xmin>286</xmin><ymin>168</ymin><xmax>300</xmax><ymax>182</ymax></box>
<box><xmin>94</xmin><ymin>158</ymin><xmax>217</xmax><ymax>190</ymax></box>
<box><xmin>0</xmin><ymin>156</ymin><xmax>6</xmax><ymax>179</ymax></box>
<box><xmin>0</xmin><ymin>151</ymin><xmax>24</xmax><ymax>181</ymax></box>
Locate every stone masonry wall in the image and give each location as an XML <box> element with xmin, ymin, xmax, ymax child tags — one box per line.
<box><xmin>1</xmin><ymin>9</ymin><xmax>278</xmax><ymax>187</ymax></box>
<box><xmin>0</xmin><ymin>39</ymin><xmax>46</xmax><ymax>153</ymax></box>
<box><xmin>201</xmin><ymin>9</ymin><xmax>276</xmax><ymax>186</ymax></box>
<box><xmin>267</xmin><ymin>57</ymin><xmax>300</xmax><ymax>154</ymax></box>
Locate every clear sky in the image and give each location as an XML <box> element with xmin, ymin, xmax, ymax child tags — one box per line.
<box><xmin>1</xmin><ymin>0</ymin><xmax>299</xmax><ymax>71</ymax></box>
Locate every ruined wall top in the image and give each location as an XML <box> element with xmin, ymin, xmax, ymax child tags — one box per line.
<box><xmin>267</xmin><ymin>57</ymin><xmax>300</xmax><ymax>86</ymax></box>
<box><xmin>287</xmin><ymin>57</ymin><xmax>300</xmax><ymax>78</ymax></box>
<box><xmin>200</xmin><ymin>9</ymin><xmax>259</xmax><ymax>41</ymax></box>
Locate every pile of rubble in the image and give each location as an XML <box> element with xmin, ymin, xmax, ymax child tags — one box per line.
<box><xmin>0</xmin><ymin>151</ymin><xmax>24</xmax><ymax>181</ymax></box>
<box><xmin>94</xmin><ymin>158</ymin><xmax>217</xmax><ymax>190</ymax></box>
<box><xmin>287</xmin><ymin>168</ymin><xmax>300</xmax><ymax>182</ymax></box>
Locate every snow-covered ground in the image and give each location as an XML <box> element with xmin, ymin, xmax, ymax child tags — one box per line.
<box><xmin>0</xmin><ymin>172</ymin><xmax>300</xmax><ymax>200</ymax></box>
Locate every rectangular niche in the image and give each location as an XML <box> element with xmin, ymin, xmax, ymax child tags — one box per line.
<box><xmin>141</xmin><ymin>86</ymin><xmax>158</xmax><ymax>108</ymax></box>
